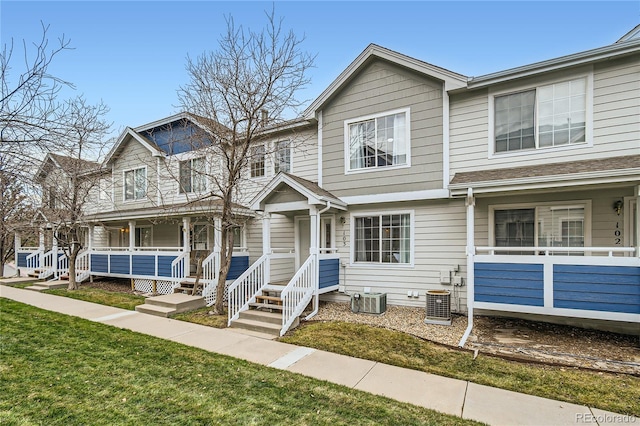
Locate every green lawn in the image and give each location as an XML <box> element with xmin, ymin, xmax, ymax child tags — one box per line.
<box><xmin>280</xmin><ymin>322</ymin><xmax>640</xmax><ymax>417</ymax></box>
<box><xmin>43</xmin><ymin>287</ymin><xmax>146</xmax><ymax>310</ymax></box>
<box><xmin>0</xmin><ymin>299</ymin><xmax>481</xmax><ymax>425</ymax></box>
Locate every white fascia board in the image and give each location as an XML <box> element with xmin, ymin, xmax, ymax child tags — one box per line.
<box><xmin>103</xmin><ymin>128</ymin><xmax>164</xmax><ymax>165</ymax></box>
<box><xmin>450</xmin><ymin>169</ymin><xmax>640</xmax><ymax>196</ymax></box>
<box><xmin>341</xmin><ymin>189</ymin><xmax>450</xmax><ymax>205</ymax></box>
<box><xmin>132</xmin><ymin>112</ymin><xmax>190</xmax><ymax>132</ymax></box>
<box><xmin>474</xmin><ymin>302</ymin><xmax>640</xmax><ymax>323</ymax></box>
<box><xmin>304</xmin><ymin>44</ymin><xmax>467</xmax><ymax>119</ymax></box>
<box><xmin>468</xmin><ymin>39</ymin><xmax>640</xmax><ymax>89</ymax></box>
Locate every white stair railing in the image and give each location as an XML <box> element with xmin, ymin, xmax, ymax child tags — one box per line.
<box><xmin>75</xmin><ymin>250</ymin><xmax>91</xmax><ymax>282</ymax></box>
<box><xmin>171</xmin><ymin>251</ymin><xmax>189</xmax><ymax>288</ymax></box>
<box><xmin>201</xmin><ymin>251</ymin><xmax>221</xmax><ymax>305</ymax></box>
<box><xmin>227</xmin><ymin>253</ymin><xmax>270</xmax><ymax>323</ymax></box>
<box><xmin>57</xmin><ymin>254</ymin><xmax>69</xmax><ymax>279</ymax></box>
<box><xmin>280</xmin><ymin>254</ymin><xmax>317</xmax><ymax>336</ymax></box>
<box><xmin>38</xmin><ymin>249</ymin><xmax>57</xmax><ymax>279</ymax></box>
<box><xmin>25</xmin><ymin>250</ymin><xmax>43</xmax><ymax>272</ymax></box>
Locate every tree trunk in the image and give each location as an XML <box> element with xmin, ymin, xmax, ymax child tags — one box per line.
<box><xmin>67</xmin><ymin>241</ymin><xmax>80</xmax><ymax>290</ymax></box>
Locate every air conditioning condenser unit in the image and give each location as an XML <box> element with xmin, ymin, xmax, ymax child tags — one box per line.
<box><xmin>425</xmin><ymin>290</ymin><xmax>451</xmax><ymax>325</ymax></box>
<box><xmin>351</xmin><ymin>292</ymin><xmax>387</xmax><ymax>314</ymax></box>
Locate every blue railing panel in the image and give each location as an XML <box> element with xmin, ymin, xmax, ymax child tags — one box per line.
<box><xmin>319</xmin><ymin>258</ymin><xmax>339</xmax><ymax>289</ymax></box>
<box><xmin>228</xmin><ymin>255</ymin><xmax>249</xmax><ymax>280</ymax></box>
<box><xmin>475</xmin><ymin>262</ymin><xmax>544</xmax><ymax>307</ymax></box>
<box><xmin>554</xmin><ymin>264</ymin><xmax>640</xmax><ymax>314</ymax></box>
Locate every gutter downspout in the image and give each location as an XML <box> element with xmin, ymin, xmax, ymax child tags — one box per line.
<box><xmin>458</xmin><ymin>187</ymin><xmax>475</xmax><ymax>347</ymax></box>
<box><xmin>305</xmin><ymin>200</ymin><xmax>332</xmax><ymax>320</ymax></box>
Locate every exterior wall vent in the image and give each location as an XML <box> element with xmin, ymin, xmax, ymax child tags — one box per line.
<box><xmin>425</xmin><ymin>290</ymin><xmax>451</xmax><ymax>325</ymax></box>
<box><xmin>351</xmin><ymin>292</ymin><xmax>387</xmax><ymax>314</ymax></box>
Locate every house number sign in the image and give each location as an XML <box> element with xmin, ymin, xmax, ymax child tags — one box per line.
<box><xmin>614</xmin><ymin>221</ymin><xmax>622</xmax><ymax>245</ymax></box>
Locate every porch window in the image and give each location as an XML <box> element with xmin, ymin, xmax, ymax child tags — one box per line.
<box><xmin>250</xmin><ymin>145</ymin><xmax>265</xmax><ymax>178</ymax></box>
<box><xmin>346</xmin><ymin>109</ymin><xmax>409</xmax><ymax>172</ymax></box>
<box><xmin>179</xmin><ymin>157</ymin><xmax>206</xmax><ymax>194</ymax></box>
<box><xmin>124</xmin><ymin>167</ymin><xmax>146</xmax><ymax>201</ymax></box>
<box><xmin>354</xmin><ymin>213</ymin><xmax>411</xmax><ymax>264</ymax></box>
<box><xmin>274</xmin><ymin>140</ymin><xmax>291</xmax><ymax>174</ymax></box>
<box><xmin>494</xmin><ymin>205</ymin><xmax>586</xmax><ymax>254</ymax></box>
<box><xmin>135</xmin><ymin>227</ymin><xmax>152</xmax><ymax>247</ymax></box>
<box><xmin>493</xmin><ymin>77</ymin><xmax>587</xmax><ymax>153</ymax></box>
<box><xmin>191</xmin><ymin>224</ymin><xmax>208</xmax><ymax>250</ymax></box>
<box><xmin>231</xmin><ymin>226</ymin><xmax>243</xmax><ymax>248</ymax></box>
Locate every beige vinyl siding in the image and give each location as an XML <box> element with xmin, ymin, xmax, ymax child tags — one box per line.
<box><xmin>322</xmin><ymin>60</ymin><xmax>444</xmax><ymax>197</ymax></box>
<box><xmin>321</xmin><ymin>200</ymin><xmax>468</xmax><ymax>310</ymax></box>
<box><xmin>449</xmin><ymin>56</ymin><xmax>640</xmax><ymax>178</ymax></box>
<box><xmin>112</xmin><ymin>137</ymin><xmax>158</xmax><ymax>210</ymax></box>
<box><xmin>290</xmin><ymin>130</ymin><xmax>318</xmax><ymax>181</ymax></box>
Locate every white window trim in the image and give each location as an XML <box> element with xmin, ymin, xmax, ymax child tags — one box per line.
<box><xmin>250</xmin><ymin>143</ymin><xmax>267</xmax><ymax>180</ymax></box>
<box><xmin>191</xmin><ymin>222</ymin><xmax>209</xmax><ymax>251</ymax></box>
<box><xmin>487</xmin><ymin>69</ymin><xmax>594</xmax><ymax>159</ymax></box>
<box><xmin>349</xmin><ymin>209</ymin><xmax>415</xmax><ymax>267</ymax></box>
<box><xmin>273</xmin><ymin>140</ymin><xmax>293</xmax><ymax>175</ymax></box>
<box><xmin>344</xmin><ymin>107</ymin><xmax>412</xmax><ymax>175</ymax></box>
<box><xmin>122</xmin><ymin>166</ymin><xmax>148</xmax><ymax>202</ymax></box>
<box><xmin>178</xmin><ymin>156</ymin><xmax>207</xmax><ymax>195</ymax></box>
<box><xmin>488</xmin><ymin>200</ymin><xmax>592</xmax><ymax>248</ymax></box>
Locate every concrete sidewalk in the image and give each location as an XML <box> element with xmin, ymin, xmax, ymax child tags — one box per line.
<box><xmin>1</xmin><ymin>283</ymin><xmax>636</xmax><ymax>426</ymax></box>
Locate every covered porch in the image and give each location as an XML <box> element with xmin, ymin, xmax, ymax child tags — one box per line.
<box><xmin>451</xmin><ymin>157</ymin><xmax>640</xmax><ymax>345</ymax></box>
<box><xmin>227</xmin><ymin>173</ymin><xmax>346</xmax><ymax>336</ymax></box>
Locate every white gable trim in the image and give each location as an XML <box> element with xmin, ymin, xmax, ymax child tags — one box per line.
<box><xmin>103</xmin><ymin>127</ymin><xmax>164</xmax><ymax>166</ymax></box>
<box><xmin>250</xmin><ymin>173</ymin><xmax>346</xmax><ymax>211</ymax></box>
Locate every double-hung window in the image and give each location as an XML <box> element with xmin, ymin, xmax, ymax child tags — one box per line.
<box><xmin>493</xmin><ymin>204</ymin><xmax>587</xmax><ymax>255</ymax></box>
<box><xmin>250</xmin><ymin>145</ymin><xmax>265</xmax><ymax>178</ymax></box>
<box><xmin>346</xmin><ymin>109</ymin><xmax>409</xmax><ymax>172</ymax></box>
<box><xmin>179</xmin><ymin>157</ymin><xmax>206</xmax><ymax>194</ymax></box>
<box><xmin>353</xmin><ymin>213</ymin><xmax>411</xmax><ymax>264</ymax></box>
<box><xmin>274</xmin><ymin>141</ymin><xmax>291</xmax><ymax>174</ymax></box>
<box><xmin>493</xmin><ymin>77</ymin><xmax>588</xmax><ymax>153</ymax></box>
<box><xmin>124</xmin><ymin>167</ymin><xmax>146</xmax><ymax>201</ymax></box>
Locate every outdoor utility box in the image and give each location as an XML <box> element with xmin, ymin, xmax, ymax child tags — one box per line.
<box><xmin>351</xmin><ymin>292</ymin><xmax>387</xmax><ymax>314</ymax></box>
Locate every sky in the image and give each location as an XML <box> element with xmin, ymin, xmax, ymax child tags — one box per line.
<box><xmin>2</xmin><ymin>1</ymin><xmax>639</xmax><ymax>144</ymax></box>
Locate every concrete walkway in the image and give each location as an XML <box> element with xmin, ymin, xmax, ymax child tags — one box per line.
<box><xmin>1</xmin><ymin>283</ymin><xmax>636</xmax><ymax>426</ymax></box>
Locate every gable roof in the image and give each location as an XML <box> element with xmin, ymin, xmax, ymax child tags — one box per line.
<box><xmin>250</xmin><ymin>172</ymin><xmax>346</xmax><ymax>211</ymax></box>
<box><xmin>35</xmin><ymin>153</ymin><xmax>101</xmax><ymax>182</ymax></box>
<box><xmin>449</xmin><ymin>155</ymin><xmax>640</xmax><ymax>194</ymax></box>
<box><xmin>103</xmin><ymin>127</ymin><xmax>165</xmax><ymax>166</ymax></box>
<box><xmin>303</xmin><ymin>44</ymin><xmax>467</xmax><ymax>120</ymax></box>
<box><xmin>617</xmin><ymin>24</ymin><xmax>640</xmax><ymax>43</ymax></box>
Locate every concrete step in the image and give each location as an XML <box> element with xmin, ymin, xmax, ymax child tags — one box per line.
<box><xmin>135</xmin><ymin>304</ymin><xmax>176</xmax><ymax>317</ymax></box>
<box><xmin>229</xmin><ymin>317</ymin><xmax>281</xmax><ymax>336</ymax></box>
<box><xmin>239</xmin><ymin>309</ymin><xmax>282</xmax><ymax>325</ymax></box>
<box><xmin>25</xmin><ymin>280</ymin><xmax>69</xmax><ymax>291</ymax></box>
<box><xmin>136</xmin><ymin>293</ymin><xmax>205</xmax><ymax>317</ymax></box>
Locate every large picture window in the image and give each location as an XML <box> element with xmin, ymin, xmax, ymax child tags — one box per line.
<box><xmin>354</xmin><ymin>213</ymin><xmax>411</xmax><ymax>264</ymax></box>
<box><xmin>346</xmin><ymin>109</ymin><xmax>409</xmax><ymax>172</ymax></box>
<box><xmin>493</xmin><ymin>204</ymin><xmax>586</xmax><ymax>255</ymax></box>
<box><xmin>179</xmin><ymin>157</ymin><xmax>206</xmax><ymax>194</ymax></box>
<box><xmin>124</xmin><ymin>167</ymin><xmax>146</xmax><ymax>201</ymax></box>
<box><xmin>493</xmin><ymin>77</ymin><xmax>587</xmax><ymax>153</ymax></box>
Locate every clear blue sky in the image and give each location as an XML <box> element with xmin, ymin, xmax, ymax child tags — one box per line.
<box><xmin>2</xmin><ymin>1</ymin><xmax>639</xmax><ymax>142</ymax></box>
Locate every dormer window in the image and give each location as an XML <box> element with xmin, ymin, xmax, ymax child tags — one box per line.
<box><xmin>345</xmin><ymin>108</ymin><xmax>410</xmax><ymax>173</ymax></box>
<box><xmin>124</xmin><ymin>167</ymin><xmax>146</xmax><ymax>201</ymax></box>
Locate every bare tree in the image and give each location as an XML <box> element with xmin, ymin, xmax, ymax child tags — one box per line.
<box><xmin>1</xmin><ymin>22</ymin><xmax>73</xmax><ymax>173</ymax></box>
<box><xmin>177</xmin><ymin>9</ymin><xmax>314</xmax><ymax>313</ymax></box>
<box><xmin>38</xmin><ymin>96</ymin><xmax>111</xmax><ymax>290</ymax></box>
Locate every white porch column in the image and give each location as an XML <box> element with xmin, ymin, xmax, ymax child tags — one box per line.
<box><xmin>309</xmin><ymin>206</ymin><xmax>319</xmax><ymax>256</ymax></box>
<box><xmin>636</xmin><ymin>185</ymin><xmax>640</xmax><ymax>258</ymax></box>
<box><xmin>14</xmin><ymin>233</ymin><xmax>21</xmax><ymax>252</ymax></box>
<box><xmin>262</xmin><ymin>213</ymin><xmax>271</xmax><ymax>255</ymax></box>
<box><xmin>128</xmin><ymin>221</ymin><xmax>135</xmax><ymax>251</ymax></box>
<box><xmin>38</xmin><ymin>228</ymin><xmax>45</xmax><ymax>251</ymax></box>
<box><xmin>88</xmin><ymin>225</ymin><xmax>94</xmax><ymax>251</ymax></box>
<box><xmin>182</xmin><ymin>217</ymin><xmax>191</xmax><ymax>252</ymax></box>
<box><xmin>213</xmin><ymin>218</ymin><xmax>222</xmax><ymax>254</ymax></box>
<box><xmin>459</xmin><ymin>188</ymin><xmax>475</xmax><ymax>347</ymax></box>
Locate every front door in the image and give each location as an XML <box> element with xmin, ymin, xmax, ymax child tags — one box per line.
<box><xmin>295</xmin><ymin>217</ymin><xmax>310</xmax><ymax>270</ymax></box>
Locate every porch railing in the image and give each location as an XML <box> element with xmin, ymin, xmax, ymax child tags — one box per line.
<box><xmin>476</xmin><ymin>246</ymin><xmax>636</xmax><ymax>257</ymax></box>
<box><xmin>38</xmin><ymin>249</ymin><xmax>57</xmax><ymax>279</ymax></box>
<box><xmin>171</xmin><ymin>251</ymin><xmax>189</xmax><ymax>283</ymax></box>
<box><xmin>25</xmin><ymin>250</ymin><xmax>43</xmax><ymax>270</ymax></box>
<box><xmin>202</xmin><ymin>251</ymin><xmax>221</xmax><ymax>305</ymax></box>
<box><xmin>75</xmin><ymin>251</ymin><xmax>91</xmax><ymax>282</ymax></box>
<box><xmin>227</xmin><ymin>253</ymin><xmax>270</xmax><ymax>323</ymax></box>
<box><xmin>280</xmin><ymin>254</ymin><xmax>317</xmax><ymax>336</ymax></box>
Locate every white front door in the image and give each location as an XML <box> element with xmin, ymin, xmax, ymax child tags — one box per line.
<box><xmin>295</xmin><ymin>217</ymin><xmax>310</xmax><ymax>270</ymax></box>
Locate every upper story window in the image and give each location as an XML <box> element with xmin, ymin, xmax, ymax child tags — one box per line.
<box><xmin>250</xmin><ymin>145</ymin><xmax>265</xmax><ymax>178</ymax></box>
<box><xmin>345</xmin><ymin>108</ymin><xmax>410</xmax><ymax>173</ymax></box>
<box><xmin>98</xmin><ymin>178</ymin><xmax>110</xmax><ymax>201</ymax></box>
<box><xmin>493</xmin><ymin>77</ymin><xmax>588</xmax><ymax>154</ymax></box>
<box><xmin>353</xmin><ymin>212</ymin><xmax>412</xmax><ymax>264</ymax></box>
<box><xmin>124</xmin><ymin>167</ymin><xmax>146</xmax><ymax>201</ymax></box>
<box><xmin>179</xmin><ymin>157</ymin><xmax>206</xmax><ymax>194</ymax></box>
<box><xmin>274</xmin><ymin>141</ymin><xmax>291</xmax><ymax>174</ymax></box>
